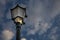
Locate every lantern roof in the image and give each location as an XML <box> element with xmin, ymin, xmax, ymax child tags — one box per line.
<box><xmin>11</xmin><ymin>4</ymin><xmax>26</xmax><ymax>11</ymax></box>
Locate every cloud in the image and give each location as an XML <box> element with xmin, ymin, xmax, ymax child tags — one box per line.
<box><xmin>48</xmin><ymin>27</ymin><xmax>58</xmax><ymax>40</ymax></box>
<box><xmin>27</xmin><ymin>18</ymin><xmax>52</xmax><ymax>35</ymax></box>
<box><xmin>26</xmin><ymin>0</ymin><xmax>60</xmax><ymax>35</ymax></box>
<box><xmin>2</xmin><ymin>30</ymin><xmax>14</xmax><ymax>40</ymax></box>
<box><xmin>21</xmin><ymin>38</ymin><xmax>27</xmax><ymax>40</ymax></box>
<box><xmin>0</xmin><ymin>0</ymin><xmax>15</xmax><ymax>5</ymax></box>
<box><xmin>26</xmin><ymin>0</ymin><xmax>52</xmax><ymax>35</ymax></box>
<box><xmin>0</xmin><ymin>0</ymin><xmax>7</xmax><ymax>5</ymax></box>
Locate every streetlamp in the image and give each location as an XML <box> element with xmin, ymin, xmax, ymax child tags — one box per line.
<box><xmin>10</xmin><ymin>4</ymin><xmax>27</xmax><ymax>40</ymax></box>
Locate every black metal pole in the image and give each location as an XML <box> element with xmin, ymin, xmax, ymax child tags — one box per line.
<box><xmin>16</xmin><ymin>23</ymin><xmax>21</xmax><ymax>40</ymax></box>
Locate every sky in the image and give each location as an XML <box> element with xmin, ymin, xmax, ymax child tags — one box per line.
<box><xmin>0</xmin><ymin>0</ymin><xmax>60</xmax><ymax>40</ymax></box>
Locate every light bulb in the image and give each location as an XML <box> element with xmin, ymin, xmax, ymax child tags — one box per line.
<box><xmin>15</xmin><ymin>17</ymin><xmax>23</xmax><ymax>24</ymax></box>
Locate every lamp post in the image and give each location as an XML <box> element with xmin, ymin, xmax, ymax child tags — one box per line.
<box><xmin>10</xmin><ymin>4</ymin><xmax>27</xmax><ymax>40</ymax></box>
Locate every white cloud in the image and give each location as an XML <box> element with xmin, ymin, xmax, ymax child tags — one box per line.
<box><xmin>48</xmin><ymin>27</ymin><xmax>58</xmax><ymax>40</ymax></box>
<box><xmin>1</xmin><ymin>18</ymin><xmax>15</xmax><ymax>39</ymax></box>
<box><xmin>2</xmin><ymin>30</ymin><xmax>14</xmax><ymax>40</ymax></box>
<box><xmin>26</xmin><ymin>0</ymin><xmax>60</xmax><ymax>35</ymax></box>
<box><xmin>27</xmin><ymin>17</ymin><xmax>52</xmax><ymax>35</ymax></box>
<box><xmin>21</xmin><ymin>38</ymin><xmax>27</xmax><ymax>40</ymax></box>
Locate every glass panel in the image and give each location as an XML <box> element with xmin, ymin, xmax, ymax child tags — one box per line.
<box><xmin>11</xmin><ymin>7</ymin><xmax>25</xmax><ymax>18</ymax></box>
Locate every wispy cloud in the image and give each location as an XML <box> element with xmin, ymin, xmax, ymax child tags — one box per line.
<box><xmin>26</xmin><ymin>0</ymin><xmax>60</xmax><ymax>35</ymax></box>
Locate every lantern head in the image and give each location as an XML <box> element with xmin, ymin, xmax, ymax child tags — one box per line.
<box><xmin>11</xmin><ymin>4</ymin><xmax>26</xmax><ymax>25</ymax></box>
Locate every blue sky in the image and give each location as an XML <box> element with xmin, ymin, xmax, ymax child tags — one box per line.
<box><xmin>0</xmin><ymin>0</ymin><xmax>60</xmax><ymax>40</ymax></box>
